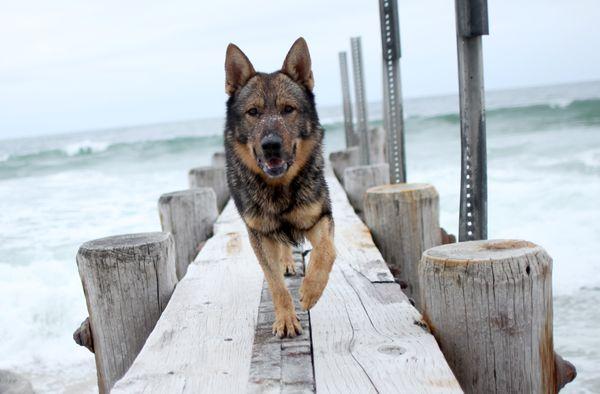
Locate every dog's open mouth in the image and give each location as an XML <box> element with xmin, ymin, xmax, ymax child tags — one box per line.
<box><xmin>260</xmin><ymin>157</ymin><xmax>289</xmax><ymax>178</ymax></box>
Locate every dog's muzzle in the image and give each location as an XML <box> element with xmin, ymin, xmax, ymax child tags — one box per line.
<box><xmin>258</xmin><ymin>133</ymin><xmax>289</xmax><ymax>178</ymax></box>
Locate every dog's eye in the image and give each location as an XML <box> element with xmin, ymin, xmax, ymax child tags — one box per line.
<box><xmin>246</xmin><ymin>108</ymin><xmax>259</xmax><ymax>117</ymax></box>
<box><xmin>283</xmin><ymin>105</ymin><xmax>295</xmax><ymax>114</ymax></box>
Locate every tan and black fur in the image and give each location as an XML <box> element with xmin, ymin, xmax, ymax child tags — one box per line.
<box><xmin>223</xmin><ymin>38</ymin><xmax>336</xmax><ymax>338</ymax></box>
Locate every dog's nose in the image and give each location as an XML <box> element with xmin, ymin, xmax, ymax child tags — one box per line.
<box><xmin>261</xmin><ymin>134</ymin><xmax>282</xmax><ymax>157</ymax></box>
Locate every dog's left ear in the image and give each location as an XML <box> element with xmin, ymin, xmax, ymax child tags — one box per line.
<box><xmin>281</xmin><ymin>37</ymin><xmax>314</xmax><ymax>91</ymax></box>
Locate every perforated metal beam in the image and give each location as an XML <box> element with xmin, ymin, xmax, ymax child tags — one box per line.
<box><xmin>350</xmin><ymin>37</ymin><xmax>370</xmax><ymax>165</ymax></box>
<box><xmin>455</xmin><ymin>0</ymin><xmax>488</xmax><ymax>241</ymax></box>
<box><xmin>338</xmin><ymin>52</ymin><xmax>357</xmax><ymax>148</ymax></box>
<box><xmin>379</xmin><ymin>0</ymin><xmax>406</xmax><ymax>184</ymax></box>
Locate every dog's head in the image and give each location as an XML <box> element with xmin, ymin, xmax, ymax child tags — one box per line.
<box><xmin>224</xmin><ymin>38</ymin><xmax>321</xmax><ymax>183</ymax></box>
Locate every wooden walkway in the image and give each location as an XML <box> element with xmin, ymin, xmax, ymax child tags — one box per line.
<box><xmin>113</xmin><ymin>174</ymin><xmax>461</xmax><ymax>393</ymax></box>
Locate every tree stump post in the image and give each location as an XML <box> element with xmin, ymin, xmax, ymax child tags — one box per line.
<box><xmin>212</xmin><ymin>151</ymin><xmax>226</xmax><ymax>168</ymax></box>
<box><xmin>329</xmin><ymin>147</ymin><xmax>359</xmax><ymax>183</ymax></box>
<box><xmin>364</xmin><ymin>183</ymin><xmax>441</xmax><ymax>305</ymax></box>
<box><xmin>188</xmin><ymin>166</ymin><xmax>229</xmax><ymax>212</ymax></box>
<box><xmin>158</xmin><ymin>188</ymin><xmax>218</xmax><ymax>279</ymax></box>
<box><xmin>419</xmin><ymin>240</ymin><xmax>576</xmax><ymax>393</ymax></box>
<box><xmin>343</xmin><ymin>163</ymin><xmax>389</xmax><ymax>214</ymax></box>
<box><xmin>76</xmin><ymin>232</ymin><xmax>177</xmax><ymax>393</ymax></box>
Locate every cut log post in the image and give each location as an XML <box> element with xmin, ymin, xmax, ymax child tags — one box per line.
<box><xmin>188</xmin><ymin>166</ymin><xmax>229</xmax><ymax>212</ymax></box>
<box><xmin>364</xmin><ymin>183</ymin><xmax>441</xmax><ymax>306</ymax></box>
<box><xmin>343</xmin><ymin>163</ymin><xmax>389</xmax><ymax>214</ymax></box>
<box><xmin>368</xmin><ymin>126</ymin><xmax>387</xmax><ymax>164</ymax></box>
<box><xmin>329</xmin><ymin>147</ymin><xmax>359</xmax><ymax>183</ymax></box>
<box><xmin>77</xmin><ymin>232</ymin><xmax>177</xmax><ymax>394</ymax></box>
<box><xmin>73</xmin><ymin>317</ymin><xmax>94</xmax><ymax>353</ymax></box>
<box><xmin>419</xmin><ymin>240</ymin><xmax>577</xmax><ymax>393</ymax></box>
<box><xmin>212</xmin><ymin>151</ymin><xmax>226</xmax><ymax>168</ymax></box>
<box><xmin>158</xmin><ymin>188</ymin><xmax>218</xmax><ymax>279</ymax></box>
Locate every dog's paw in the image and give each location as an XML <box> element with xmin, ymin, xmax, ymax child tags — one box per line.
<box><xmin>283</xmin><ymin>257</ymin><xmax>297</xmax><ymax>276</ymax></box>
<box><xmin>272</xmin><ymin>311</ymin><xmax>302</xmax><ymax>338</ymax></box>
<box><xmin>299</xmin><ymin>270</ymin><xmax>329</xmax><ymax>310</ymax></box>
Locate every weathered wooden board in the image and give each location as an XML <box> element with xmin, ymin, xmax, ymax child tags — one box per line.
<box><xmin>327</xmin><ymin>173</ymin><xmax>395</xmax><ymax>283</ymax></box>
<box><xmin>113</xmin><ymin>171</ymin><xmax>460</xmax><ymax>394</ymax></box>
<box><xmin>112</xmin><ymin>202</ymin><xmax>264</xmax><ymax>393</ymax></box>
<box><xmin>248</xmin><ymin>250</ymin><xmax>314</xmax><ymax>394</ymax></box>
<box><xmin>309</xmin><ymin>175</ymin><xmax>461</xmax><ymax>394</ymax></box>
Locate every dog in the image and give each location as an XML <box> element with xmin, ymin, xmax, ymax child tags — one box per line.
<box><xmin>223</xmin><ymin>37</ymin><xmax>336</xmax><ymax>338</ymax></box>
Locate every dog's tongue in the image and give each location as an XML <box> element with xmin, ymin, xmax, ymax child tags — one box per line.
<box><xmin>267</xmin><ymin>158</ymin><xmax>283</xmax><ymax>168</ymax></box>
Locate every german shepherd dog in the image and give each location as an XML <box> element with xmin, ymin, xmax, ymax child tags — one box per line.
<box><xmin>223</xmin><ymin>38</ymin><xmax>336</xmax><ymax>338</ymax></box>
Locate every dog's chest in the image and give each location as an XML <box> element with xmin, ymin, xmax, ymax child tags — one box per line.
<box><xmin>243</xmin><ymin>194</ymin><xmax>322</xmax><ymax>234</ymax></box>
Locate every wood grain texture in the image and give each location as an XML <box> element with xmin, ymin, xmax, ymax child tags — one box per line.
<box><xmin>327</xmin><ymin>173</ymin><xmax>395</xmax><ymax>283</ymax></box>
<box><xmin>329</xmin><ymin>147</ymin><xmax>359</xmax><ymax>183</ymax></box>
<box><xmin>419</xmin><ymin>240</ymin><xmax>558</xmax><ymax>393</ymax></box>
<box><xmin>343</xmin><ymin>164</ymin><xmax>390</xmax><ymax>214</ymax></box>
<box><xmin>364</xmin><ymin>183</ymin><xmax>441</xmax><ymax>306</ymax></box>
<box><xmin>77</xmin><ymin>232</ymin><xmax>177</xmax><ymax>393</ymax></box>
<box><xmin>188</xmin><ymin>166</ymin><xmax>230</xmax><ymax>212</ymax></box>
<box><xmin>248</xmin><ymin>249</ymin><xmax>314</xmax><ymax>393</ymax></box>
<box><xmin>159</xmin><ymin>188</ymin><xmax>218</xmax><ymax>279</ymax></box>
<box><xmin>310</xmin><ymin>174</ymin><xmax>460</xmax><ymax>393</ymax></box>
<box><xmin>112</xmin><ymin>202</ymin><xmax>265</xmax><ymax>394</ymax></box>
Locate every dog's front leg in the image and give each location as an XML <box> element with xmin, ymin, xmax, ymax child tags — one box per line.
<box><xmin>248</xmin><ymin>230</ymin><xmax>302</xmax><ymax>338</ymax></box>
<box><xmin>300</xmin><ymin>215</ymin><xmax>336</xmax><ymax>310</ymax></box>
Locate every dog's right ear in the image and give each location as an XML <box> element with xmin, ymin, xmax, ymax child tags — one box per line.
<box><xmin>225</xmin><ymin>44</ymin><xmax>256</xmax><ymax>96</ymax></box>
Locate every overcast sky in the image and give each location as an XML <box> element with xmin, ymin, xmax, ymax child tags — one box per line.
<box><xmin>1</xmin><ymin>0</ymin><xmax>599</xmax><ymax>139</ymax></box>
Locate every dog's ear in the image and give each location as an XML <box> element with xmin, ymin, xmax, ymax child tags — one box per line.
<box><xmin>281</xmin><ymin>37</ymin><xmax>314</xmax><ymax>91</ymax></box>
<box><xmin>225</xmin><ymin>43</ymin><xmax>256</xmax><ymax>96</ymax></box>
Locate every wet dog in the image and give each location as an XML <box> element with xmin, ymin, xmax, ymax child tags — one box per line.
<box><xmin>223</xmin><ymin>38</ymin><xmax>336</xmax><ymax>338</ymax></box>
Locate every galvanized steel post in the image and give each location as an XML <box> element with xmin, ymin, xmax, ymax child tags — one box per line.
<box><xmin>379</xmin><ymin>0</ymin><xmax>406</xmax><ymax>183</ymax></box>
<box><xmin>338</xmin><ymin>52</ymin><xmax>357</xmax><ymax>147</ymax></box>
<box><xmin>350</xmin><ymin>37</ymin><xmax>370</xmax><ymax>165</ymax></box>
<box><xmin>455</xmin><ymin>0</ymin><xmax>488</xmax><ymax>241</ymax></box>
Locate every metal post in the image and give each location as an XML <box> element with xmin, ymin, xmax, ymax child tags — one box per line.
<box><xmin>379</xmin><ymin>0</ymin><xmax>406</xmax><ymax>184</ymax></box>
<box><xmin>455</xmin><ymin>0</ymin><xmax>488</xmax><ymax>241</ymax></box>
<box><xmin>338</xmin><ymin>52</ymin><xmax>356</xmax><ymax>147</ymax></box>
<box><xmin>350</xmin><ymin>37</ymin><xmax>370</xmax><ymax>165</ymax></box>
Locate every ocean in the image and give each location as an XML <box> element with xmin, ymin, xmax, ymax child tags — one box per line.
<box><xmin>1</xmin><ymin>81</ymin><xmax>599</xmax><ymax>393</ymax></box>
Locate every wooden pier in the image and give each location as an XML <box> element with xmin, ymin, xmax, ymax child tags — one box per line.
<box><xmin>108</xmin><ymin>171</ymin><xmax>460</xmax><ymax>393</ymax></box>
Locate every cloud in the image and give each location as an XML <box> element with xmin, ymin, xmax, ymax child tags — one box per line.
<box><xmin>1</xmin><ymin>0</ymin><xmax>599</xmax><ymax>138</ymax></box>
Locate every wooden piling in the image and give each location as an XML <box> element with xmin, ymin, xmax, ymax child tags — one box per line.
<box><xmin>368</xmin><ymin>126</ymin><xmax>387</xmax><ymax>164</ymax></box>
<box><xmin>158</xmin><ymin>188</ymin><xmax>218</xmax><ymax>279</ymax></box>
<box><xmin>188</xmin><ymin>166</ymin><xmax>229</xmax><ymax>212</ymax></box>
<box><xmin>419</xmin><ymin>240</ymin><xmax>576</xmax><ymax>393</ymax></box>
<box><xmin>329</xmin><ymin>147</ymin><xmax>359</xmax><ymax>183</ymax></box>
<box><xmin>211</xmin><ymin>151</ymin><xmax>226</xmax><ymax>168</ymax></box>
<box><xmin>343</xmin><ymin>163</ymin><xmax>389</xmax><ymax>214</ymax></box>
<box><xmin>76</xmin><ymin>232</ymin><xmax>177</xmax><ymax>393</ymax></box>
<box><xmin>364</xmin><ymin>183</ymin><xmax>441</xmax><ymax>305</ymax></box>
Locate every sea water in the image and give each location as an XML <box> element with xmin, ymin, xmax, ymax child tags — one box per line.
<box><xmin>1</xmin><ymin>81</ymin><xmax>599</xmax><ymax>393</ymax></box>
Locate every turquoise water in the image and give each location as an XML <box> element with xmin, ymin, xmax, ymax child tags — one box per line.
<box><xmin>1</xmin><ymin>81</ymin><xmax>599</xmax><ymax>392</ymax></box>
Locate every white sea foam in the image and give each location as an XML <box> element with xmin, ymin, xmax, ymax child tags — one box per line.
<box><xmin>63</xmin><ymin>140</ymin><xmax>111</xmax><ymax>156</ymax></box>
<box><xmin>1</xmin><ymin>81</ymin><xmax>600</xmax><ymax>392</ymax></box>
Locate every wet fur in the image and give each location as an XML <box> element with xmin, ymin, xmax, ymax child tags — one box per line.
<box><xmin>223</xmin><ymin>38</ymin><xmax>336</xmax><ymax>338</ymax></box>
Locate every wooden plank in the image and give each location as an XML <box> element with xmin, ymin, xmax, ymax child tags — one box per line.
<box><xmin>310</xmin><ymin>175</ymin><xmax>462</xmax><ymax>394</ymax></box>
<box><xmin>112</xmin><ymin>202</ymin><xmax>264</xmax><ymax>393</ymax></box>
<box><xmin>248</xmin><ymin>250</ymin><xmax>314</xmax><ymax>393</ymax></box>
<box><xmin>327</xmin><ymin>173</ymin><xmax>395</xmax><ymax>283</ymax></box>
